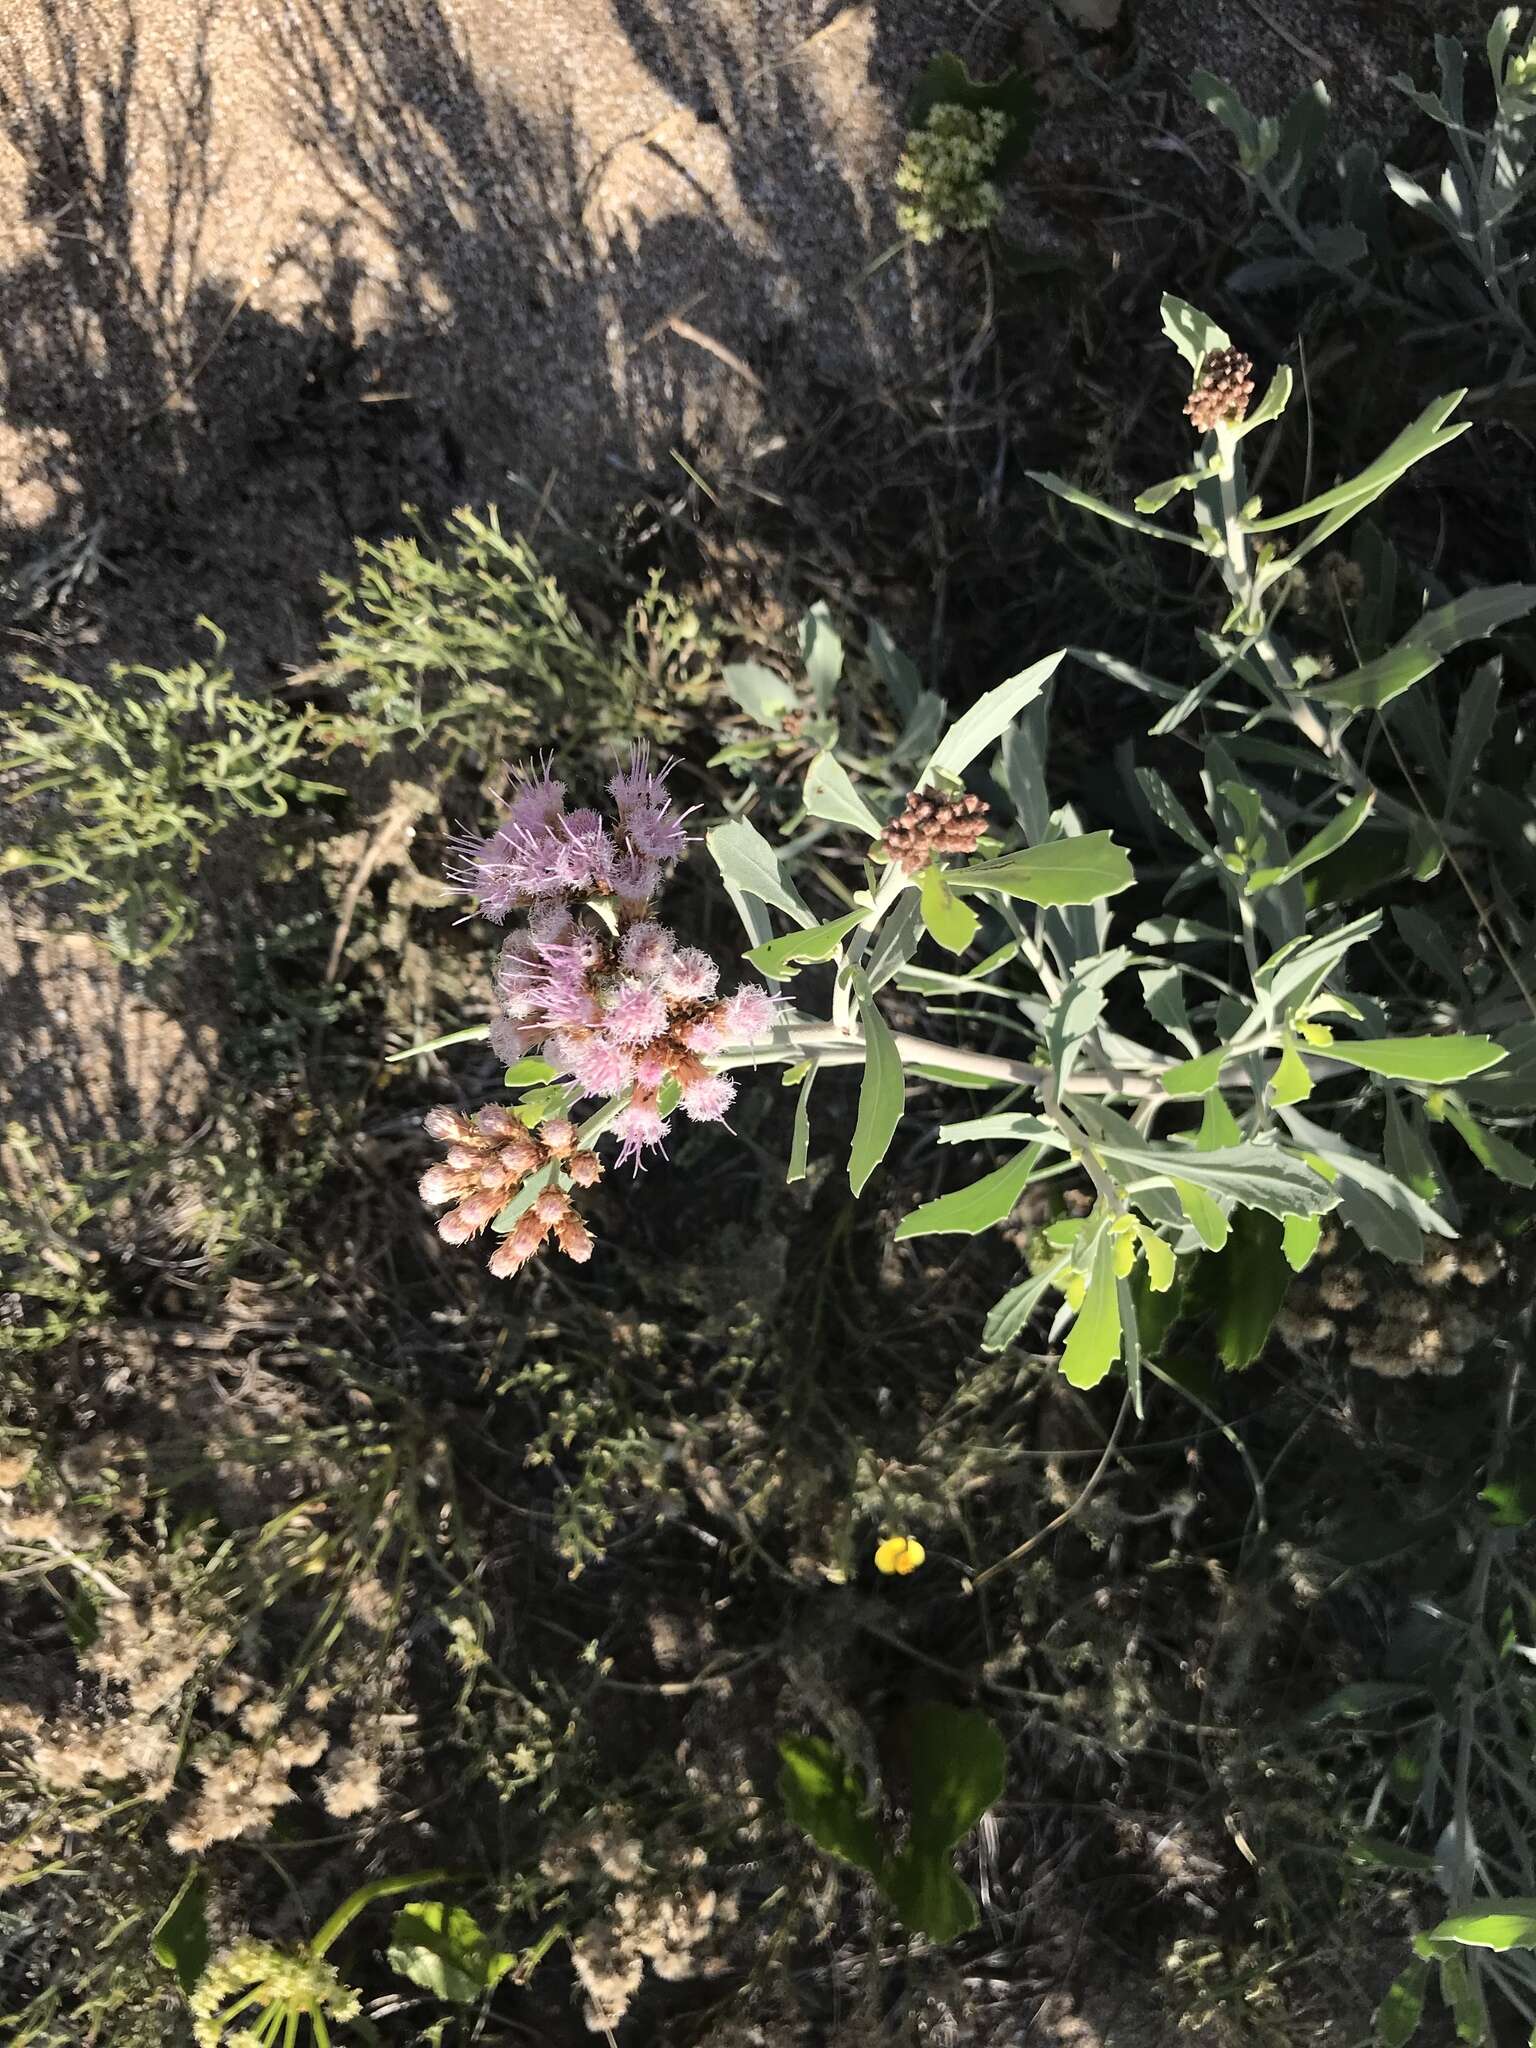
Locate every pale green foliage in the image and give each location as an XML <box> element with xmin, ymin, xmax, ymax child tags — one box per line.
<box><xmin>0</xmin><ymin>626</ymin><xmax>341</xmax><ymax>963</ymax></box>
<box><xmin>320</xmin><ymin>505</ymin><xmax>718</xmax><ymax>768</ymax></box>
<box><xmin>893</xmin><ymin>104</ymin><xmax>1007</xmax><ymax>244</ymax></box>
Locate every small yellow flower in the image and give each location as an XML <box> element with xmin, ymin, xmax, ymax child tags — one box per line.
<box><xmin>874</xmin><ymin>1535</ymin><xmax>926</xmax><ymax>1576</ymax></box>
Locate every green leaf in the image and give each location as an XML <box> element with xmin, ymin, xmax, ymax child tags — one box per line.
<box><xmin>1197</xmin><ymin>1092</ymin><xmax>1245</xmax><ymax>1150</ymax></box>
<box><xmin>1445</xmin><ymin>658</ymin><xmax>1501</xmax><ymax>814</ymax></box>
<box><xmin>707</xmin><ymin>818</ymin><xmax>816</xmax><ymax>928</ymax></box>
<box><xmin>1061</xmin><ymin>1229</ymin><xmax>1121</xmax><ymax>1389</ymax></box>
<box><xmin>1194</xmin><ymin>1210</ymin><xmax>1291</xmax><ymax>1370</ymax></box>
<box><xmin>1105</xmin><ymin>1138</ymin><xmax>1336</xmax><ymax>1219</ymax></box>
<box><xmin>1310</xmin><ymin>589</ymin><xmax>1536</xmax><ymax>711</ymax></box>
<box><xmin>908</xmin><ymin>1703</ymin><xmax>1006</xmax><ymax>1852</ymax></box>
<box><xmin>387</xmin><ymin>1902</ymin><xmax>515</xmax><ymax>2005</ymax></box>
<box><xmin>1172</xmin><ymin>1177</ymin><xmax>1231</xmax><ymax>1251</ymax></box>
<box><xmin>1246</xmin><ymin>793</ymin><xmax>1375</xmax><ymax>890</ymax></box>
<box><xmin>921</xmin><ymin>651</ymin><xmax>1064</xmax><ymax>785</ymax></box>
<box><xmin>866</xmin><ymin>617</ymin><xmax>921</xmax><ymax>713</ymax></box>
<box><xmin>1162</xmin><ymin>1047</ymin><xmax>1228</xmax><ymax>1098</ymax></box>
<box><xmin>1134</xmin><ymin>468</ymin><xmax>1208</xmax><ymax>515</ymax></box>
<box><xmin>803</xmin><ymin>752</ymin><xmax>882</xmax><ymax>836</ymax></box>
<box><xmin>799</xmin><ymin>603</ymin><xmax>844</xmax><ymax>714</ymax></box>
<box><xmin>152</xmin><ymin>1871</ymin><xmax>210</xmax><ymax>1992</ymax></box>
<box><xmin>1140</xmin><ymin>1229</ymin><xmax>1177</xmax><ymax>1293</ymax></box>
<box><xmin>1282</xmin><ymin>1212</ymin><xmax>1323</xmax><ymax>1270</ymax></box>
<box><xmin>1425</xmin><ymin>1901</ymin><xmax>1536</xmax><ymax>1953</ymax></box>
<box><xmin>1480</xmin><ymin>1467</ymin><xmax>1536</xmax><ymax>1529</ymax></box>
<box><xmin>503</xmin><ymin>1055</ymin><xmax>558</xmax><ymax>1086</ymax></box>
<box><xmin>1159</xmin><ymin>292</ymin><xmax>1231</xmax><ymax>372</ymax></box>
<box><xmin>919</xmin><ymin>865</ymin><xmax>980</xmax><ymax>955</ymax></box>
<box><xmin>1442</xmin><ymin>1102</ymin><xmax>1536</xmax><ymax>1188</ymax></box>
<box><xmin>896</xmin><ymin>1149</ymin><xmax>1039</xmax><ymax>1239</ymax></box>
<box><xmin>953</xmin><ymin>832</ymin><xmax>1134</xmax><ymax>906</ymax></box>
<box><xmin>848</xmin><ymin>969</ymin><xmax>905</xmax><ymax>1196</ymax></box>
<box><xmin>1237</xmin><ymin>364</ymin><xmax>1294</xmax><ymax>436</ymax></box>
<box><xmin>1029</xmin><ymin>471</ymin><xmax>1208</xmax><ymax>551</ymax></box>
<box><xmin>1136</xmin><ymin>767</ymin><xmax>1211</xmax><ymax>854</ymax></box>
<box><xmin>1329</xmin><ymin>1036</ymin><xmax>1505</xmax><ymax>1083</ymax></box>
<box><xmin>881</xmin><ymin>1850</ymin><xmax>979</xmax><ymax>1944</ymax></box>
<box><xmin>981</xmin><ymin>1257</ymin><xmax>1069</xmax><ymax>1351</ymax></box>
<box><xmin>788</xmin><ymin>1063</ymin><xmax>818</xmax><ymax>1184</ymax></box>
<box><xmin>746</xmin><ymin>910</ymin><xmax>866</xmax><ymax>981</ymax></box>
<box><xmin>778</xmin><ymin>1736</ymin><xmax>883</xmax><ymax>1873</ymax></box>
<box><xmin>1269</xmin><ymin>1037</ymin><xmax>1313</xmax><ymax>1106</ymax></box>
<box><xmin>1375</xmin><ymin>1957</ymin><xmax>1430</xmax><ymax>2048</ymax></box>
<box><xmin>722</xmin><ymin>659</ymin><xmax>795</xmax><ymax>725</ymax></box>
<box><xmin>1247</xmin><ymin>391</ymin><xmax>1469</xmax><ymax>533</ymax></box>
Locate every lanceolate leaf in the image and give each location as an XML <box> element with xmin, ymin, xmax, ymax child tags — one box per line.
<box><xmin>1245</xmin><ymin>793</ymin><xmax>1375</xmax><ymax>889</ymax></box>
<box><xmin>1422</xmin><ymin>1900</ymin><xmax>1536</xmax><ymax>1953</ymax></box>
<box><xmin>1104</xmin><ymin>1138</ymin><xmax>1336</xmax><ymax>1218</ymax></box>
<box><xmin>707</xmin><ymin>817</ymin><xmax>816</xmax><ymax>927</ymax></box>
<box><xmin>788</xmin><ymin>1063</ymin><xmax>818</xmax><ymax>1184</ymax></box>
<box><xmin>1060</xmin><ymin>1229</ymin><xmax>1121</xmax><ymax>1389</ymax></box>
<box><xmin>952</xmin><ymin>832</ymin><xmax>1134</xmax><ymax>906</ymax></box>
<box><xmin>1329</xmin><ymin>1036</ymin><xmax>1505</xmax><ymax>1083</ymax></box>
<box><xmin>895</xmin><ymin>1149</ymin><xmax>1040</xmax><ymax>1239</ymax></box>
<box><xmin>847</xmin><ymin>970</ymin><xmax>906</xmax><ymax>1196</ymax></box>
<box><xmin>1282</xmin><ymin>1212</ymin><xmax>1323</xmax><ymax>1270</ymax></box>
<box><xmin>1310</xmin><ymin>587</ymin><xmax>1536</xmax><ymax>711</ymax></box>
<box><xmin>921</xmin><ymin>651</ymin><xmax>1064</xmax><ymax>785</ymax></box>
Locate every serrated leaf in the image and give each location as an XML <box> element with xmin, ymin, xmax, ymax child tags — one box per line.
<box><xmin>778</xmin><ymin>1736</ymin><xmax>883</xmax><ymax>1873</ymax></box>
<box><xmin>1061</xmin><ymin>1228</ymin><xmax>1121</xmax><ymax>1389</ymax></box>
<box><xmin>387</xmin><ymin>1902</ymin><xmax>515</xmax><ymax>2005</ymax></box>
<box><xmin>1136</xmin><ymin>767</ymin><xmax>1211</xmax><ymax>853</ymax></box>
<box><xmin>920</xmin><ymin>651</ymin><xmax>1063</xmax><ymax>786</ymax></box>
<box><xmin>848</xmin><ymin>969</ymin><xmax>905</xmax><ymax>1195</ymax></box>
<box><xmin>707</xmin><ymin>817</ymin><xmax>815</xmax><ymax>928</ymax></box>
<box><xmin>1140</xmin><ymin>1229</ymin><xmax>1176</xmax><ymax>1293</ymax></box>
<box><xmin>746</xmin><ymin>910</ymin><xmax>866</xmax><ymax>981</ymax></box>
<box><xmin>919</xmin><ymin>864</ymin><xmax>980</xmax><ymax>955</ymax></box>
<box><xmin>1330</xmin><ymin>1036</ymin><xmax>1505</xmax><ymax>1083</ymax></box>
<box><xmin>895</xmin><ymin>1149</ymin><xmax>1039</xmax><ymax>1239</ymax></box>
<box><xmin>803</xmin><ymin>752</ymin><xmax>882</xmax><ymax>835</ymax></box>
<box><xmin>1108</xmin><ymin>1138</ymin><xmax>1335</xmax><ymax>1218</ymax></box>
<box><xmin>723</xmin><ymin>659</ymin><xmax>795</xmax><ymax>725</ymax></box>
<box><xmin>953</xmin><ymin>832</ymin><xmax>1134</xmax><ymax>906</ymax></box>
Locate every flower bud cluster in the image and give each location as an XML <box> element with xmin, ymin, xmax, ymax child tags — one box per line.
<box><xmin>881</xmin><ymin>789</ymin><xmax>989</xmax><ymax>873</ymax></box>
<box><xmin>420</xmin><ymin>1104</ymin><xmax>599</xmax><ymax>1277</ymax></box>
<box><xmin>1184</xmin><ymin>347</ymin><xmax>1256</xmax><ymax>432</ymax></box>
<box><xmin>894</xmin><ymin>104</ymin><xmax>1008</xmax><ymax>244</ymax></box>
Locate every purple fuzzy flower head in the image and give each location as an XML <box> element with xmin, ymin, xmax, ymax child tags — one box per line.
<box><xmin>681</xmin><ymin>1073</ymin><xmax>736</xmax><ymax>1123</ymax></box>
<box><xmin>605</xmin><ymin>980</ymin><xmax>670</xmax><ymax>1046</ymax></box>
<box><xmin>719</xmin><ymin>985</ymin><xmax>780</xmax><ymax>1044</ymax></box>
<box><xmin>663</xmin><ymin>947</ymin><xmax>718</xmax><ymax>1002</ymax></box>
<box><xmin>613</xmin><ymin>1095</ymin><xmax>669</xmax><ymax>1171</ymax></box>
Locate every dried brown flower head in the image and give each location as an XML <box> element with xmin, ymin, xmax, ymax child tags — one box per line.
<box><xmin>1185</xmin><ymin>347</ymin><xmax>1256</xmax><ymax>433</ymax></box>
<box><xmin>881</xmin><ymin>790</ymin><xmax>990</xmax><ymax>874</ymax></box>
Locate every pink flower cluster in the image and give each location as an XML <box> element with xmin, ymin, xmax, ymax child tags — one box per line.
<box><xmin>449</xmin><ymin>748</ymin><xmax>689</xmax><ymax>923</ymax></box>
<box><xmin>437</xmin><ymin>748</ymin><xmax>780</xmax><ymax>1240</ymax></box>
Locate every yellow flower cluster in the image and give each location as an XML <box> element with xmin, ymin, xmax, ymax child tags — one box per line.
<box><xmin>894</xmin><ymin>105</ymin><xmax>1008</xmax><ymax>245</ymax></box>
<box><xmin>189</xmin><ymin>1939</ymin><xmax>359</xmax><ymax>2047</ymax></box>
